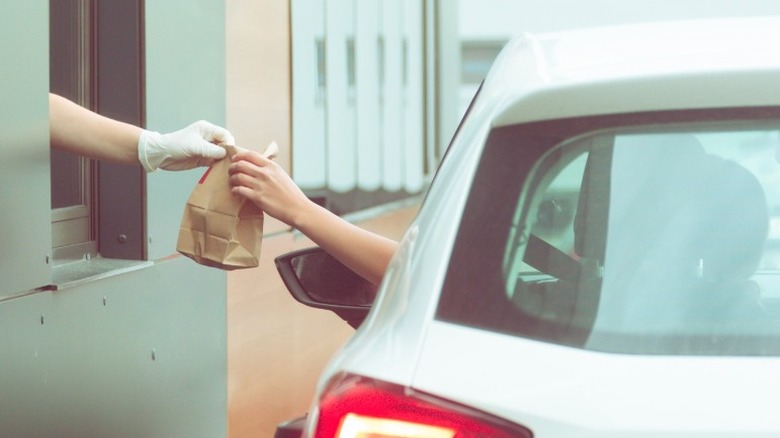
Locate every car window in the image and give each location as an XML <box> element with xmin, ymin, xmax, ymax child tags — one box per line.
<box><xmin>438</xmin><ymin>109</ymin><xmax>780</xmax><ymax>355</ymax></box>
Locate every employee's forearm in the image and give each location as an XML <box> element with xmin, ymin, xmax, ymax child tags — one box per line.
<box><xmin>49</xmin><ymin>93</ymin><xmax>141</xmax><ymax>164</ymax></box>
<box><xmin>293</xmin><ymin>202</ymin><xmax>398</xmax><ymax>285</ymax></box>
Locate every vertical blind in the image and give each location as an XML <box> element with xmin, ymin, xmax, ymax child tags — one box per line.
<box><xmin>291</xmin><ymin>0</ymin><xmax>425</xmax><ymax>194</ymax></box>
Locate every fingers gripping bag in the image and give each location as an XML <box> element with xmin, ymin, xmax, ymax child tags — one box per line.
<box><xmin>177</xmin><ymin>142</ymin><xmax>278</xmax><ymax>270</ymax></box>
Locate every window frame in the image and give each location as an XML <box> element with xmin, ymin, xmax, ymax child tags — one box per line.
<box><xmin>49</xmin><ymin>0</ymin><xmax>98</xmax><ymax>261</ymax></box>
<box><xmin>49</xmin><ymin>0</ymin><xmax>147</xmax><ymax>267</ymax></box>
<box><xmin>436</xmin><ymin>106</ymin><xmax>780</xmax><ymax>355</ymax></box>
<box><xmin>93</xmin><ymin>0</ymin><xmax>146</xmax><ymax>261</ymax></box>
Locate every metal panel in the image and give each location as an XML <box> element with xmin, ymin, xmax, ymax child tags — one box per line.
<box><xmin>325</xmin><ymin>0</ymin><xmax>357</xmax><ymax>192</ymax></box>
<box><xmin>0</xmin><ymin>0</ymin><xmax>52</xmax><ymax>297</ymax></box>
<box><xmin>404</xmin><ymin>0</ymin><xmax>425</xmax><ymax>192</ymax></box>
<box><xmin>0</xmin><ymin>2</ymin><xmax>228</xmax><ymax>437</ymax></box>
<box><xmin>0</xmin><ymin>258</ymin><xmax>227</xmax><ymax>437</ymax></box>
<box><xmin>434</xmin><ymin>0</ymin><xmax>462</xmax><ymax>159</ymax></box>
<box><xmin>423</xmin><ymin>0</ymin><xmax>438</xmax><ymax>173</ymax></box>
<box><xmin>144</xmin><ymin>0</ymin><xmax>229</xmax><ymax>260</ymax></box>
<box><xmin>97</xmin><ymin>0</ymin><xmax>146</xmax><ymax>260</ymax></box>
<box><xmin>355</xmin><ymin>0</ymin><xmax>383</xmax><ymax>191</ymax></box>
<box><xmin>381</xmin><ymin>0</ymin><xmax>404</xmax><ymax>191</ymax></box>
<box><xmin>291</xmin><ymin>0</ymin><xmax>428</xmax><ymax>196</ymax></box>
<box><xmin>291</xmin><ymin>0</ymin><xmax>327</xmax><ymax>190</ymax></box>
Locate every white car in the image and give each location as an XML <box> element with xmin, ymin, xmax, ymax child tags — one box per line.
<box><xmin>276</xmin><ymin>16</ymin><xmax>780</xmax><ymax>437</ymax></box>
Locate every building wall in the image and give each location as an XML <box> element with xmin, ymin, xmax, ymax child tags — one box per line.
<box><xmin>0</xmin><ymin>1</ymin><xmax>229</xmax><ymax>437</ymax></box>
<box><xmin>0</xmin><ymin>258</ymin><xmax>226</xmax><ymax>438</ymax></box>
<box><xmin>0</xmin><ymin>0</ymin><xmax>51</xmax><ymax>297</ymax></box>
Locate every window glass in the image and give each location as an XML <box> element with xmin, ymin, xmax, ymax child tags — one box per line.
<box><xmin>438</xmin><ymin>111</ymin><xmax>780</xmax><ymax>355</ymax></box>
<box><xmin>49</xmin><ymin>0</ymin><xmax>96</xmax><ymax>254</ymax></box>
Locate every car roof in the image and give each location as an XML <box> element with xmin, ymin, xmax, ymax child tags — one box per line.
<box><xmin>486</xmin><ymin>16</ymin><xmax>780</xmax><ymax>127</ymax></box>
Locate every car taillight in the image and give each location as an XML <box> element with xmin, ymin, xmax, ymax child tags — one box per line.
<box><xmin>312</xmin><ymin>373</ymin><xmax>532</xmax><ymax>438</ymax></box>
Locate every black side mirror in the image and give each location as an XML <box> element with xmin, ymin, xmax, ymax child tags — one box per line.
<box><xmin>274</xmin><ymin>247</ymin><xmax>375</xmax><ymax>329</ymax></box>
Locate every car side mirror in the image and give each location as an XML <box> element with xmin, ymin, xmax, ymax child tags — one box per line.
<box><xmin>274</xmin><ymin>247</ymin><xmax>375</xmax><ymax>329</ymax></box>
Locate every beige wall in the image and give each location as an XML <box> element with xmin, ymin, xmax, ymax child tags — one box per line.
<box><xmin>225</xmin><ymin>4</ymin><xmax>420</xmax><ymax>437</ymax></box>
<box><xmin>226</xmin><ymin>1</ymin><xmax>291</xmax><ymax>235</ymax></box>
<box><xmin>224</xmin><ymin>3</ymin><xmax>419</xmax><ymax>438</ymax></box>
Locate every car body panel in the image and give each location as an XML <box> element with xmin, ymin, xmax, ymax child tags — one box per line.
<box><xmin>413</xmin><ymin>321</ymin><xmax>780</xmax><ymax>436</ymax></box>
<box><xmin>488</xmin><ymin>17</ymin><xmax>780</xmax><ymax>126</ymax></box>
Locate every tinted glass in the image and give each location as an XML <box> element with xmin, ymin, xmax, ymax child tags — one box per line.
<box><xmin>438</xmin><ymin>109</ymin><xmax>780</xmax><ymax>355</ymax></box>
<box><xmin>50</xmin><ymin>0</ymin><xmax>92</xmax><ymax>210</ymax></box>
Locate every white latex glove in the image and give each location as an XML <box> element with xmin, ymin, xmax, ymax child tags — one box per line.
<box><xmin>138</xmin><ymin>120</ymin><xmax>235</xmax><ymax>172</ymax></box>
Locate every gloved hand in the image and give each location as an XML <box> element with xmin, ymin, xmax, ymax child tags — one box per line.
<box><xmin>138</xmin><ymin>120</ymin><xmax>235</xmax><ymax>172</ymax></box>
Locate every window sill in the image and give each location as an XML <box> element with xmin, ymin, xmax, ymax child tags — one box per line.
<box><xmin>52</xmin><ymin>256</ymin><xmax>152</xmax><ymax>291</ymax></box>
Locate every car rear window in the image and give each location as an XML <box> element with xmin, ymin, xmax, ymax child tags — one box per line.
<box><xmin>437</xmin><ymin>108</ymin><xmax>780</xmax><ymax>355</ymax></box>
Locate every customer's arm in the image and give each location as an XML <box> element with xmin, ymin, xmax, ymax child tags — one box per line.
<box><xmin>49</xmin><ymin>93</ymin><xmax>234</xmax><ymax>171</ymax></box>
<box><xmin>229</xmin><ymin>148</ymin><xmax>398</xmax><ymax>285</ymax></box>
<box><xmin>290</xmin><ymin>200</ymin><xmax>398</xmax><ymax>285</ymax></box>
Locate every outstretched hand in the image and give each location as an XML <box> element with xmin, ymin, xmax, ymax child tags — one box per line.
<box><xmin>228</xmin><ymin>143</ymin><xmax>311</xmax><ymax>227</ymax></box>
<box><xmin>230</xmin><ymin>141</ymin><xmax>398</xmax><ymax>285</ymax></box>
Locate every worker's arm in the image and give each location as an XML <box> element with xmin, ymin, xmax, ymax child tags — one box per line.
<box><xmin>49</xmin><ymin>93</ymin><xmax>234</xmax><ymax>171</ymax></box>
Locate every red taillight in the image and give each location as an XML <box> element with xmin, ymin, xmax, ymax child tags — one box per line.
<box><xmin>312</xmin><ymin>373</ymin><xmax>532</xmax><ymax>438</ymax></box>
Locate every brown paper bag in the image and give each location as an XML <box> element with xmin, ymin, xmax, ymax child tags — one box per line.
<box><xmin>176</xmin><ymin>142</ymin><xmax>278</xmax><ymax>270</ymax></box>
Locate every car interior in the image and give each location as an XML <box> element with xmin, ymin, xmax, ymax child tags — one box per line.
<box><xmin>511</xmin><ymin>129</ymin><xmax>780</xmax><ymax>354</ymax></box>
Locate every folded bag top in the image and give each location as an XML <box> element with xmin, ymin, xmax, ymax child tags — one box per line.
<box><xmin>177</xmin><ymin>142</ymin><xmax>277</xmax><ymax>270</ymax></box>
